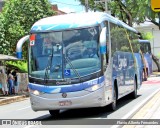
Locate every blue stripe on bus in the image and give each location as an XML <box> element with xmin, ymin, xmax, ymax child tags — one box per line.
<box><xmin>31</xmin><ymin>22</ymin><xmax>98</xmax><ymax>32</ymax></box>
<box><xmin>31</xmin><ymin>24</ymin><xmax>71</xmax><ymax>31</ymax></box>
<box><xmin>100</xmin><ymin>46</ymin><xmax>106</xmax><ymax>54</ymax></box>
<box><xmin>28</xmin><ymin>76</ymin><xmax>104</xmax><ymax>93</ymax></box>
<box><xmin>16</xmin><ymin>52</ymin><xmax>22</xmax><ymax>59</ymax></box>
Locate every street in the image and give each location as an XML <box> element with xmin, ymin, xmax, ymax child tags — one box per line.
<box><xmin>0</xmin><ymin>80</ymin><xmax>160</xmax><ymax>123</ymax></box>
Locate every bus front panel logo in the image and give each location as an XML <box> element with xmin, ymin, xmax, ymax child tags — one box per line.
<box><xmin>62</xmin><ymin>93</ymin><xmax>67</xmax><ymax>98</ymax></box>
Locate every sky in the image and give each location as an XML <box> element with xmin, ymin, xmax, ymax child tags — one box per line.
<box><xmin>49</xmin><ymin>0</ymin><xmax>85</xmax><ymax>13</ymax></box>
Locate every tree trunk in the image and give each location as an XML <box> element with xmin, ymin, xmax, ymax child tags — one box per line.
<box><xmin>152</xmin><ymin>54</ymin><xmax>160</xmax><ymax>72</ymax></box>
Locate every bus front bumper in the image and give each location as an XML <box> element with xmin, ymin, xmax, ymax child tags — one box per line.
<box><xmin>29</xmin><ymin>86</ymin><xmax>112</xmax><ymax>111</ymax></box>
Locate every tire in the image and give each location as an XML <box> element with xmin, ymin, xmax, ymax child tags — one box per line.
<box><xmin>130</xmin><ymin>79</ymin><xmax>137</xmax><ymax>99</ymax></box>
<box><xmin>49</xmin><ymin>110</ymin><xmax>60</xmax><ymax>118</ymax></box>
<box><xmin>109</xmin><ymin>88</ymin><xmax>117</xmax><ymax>111</ymax></box>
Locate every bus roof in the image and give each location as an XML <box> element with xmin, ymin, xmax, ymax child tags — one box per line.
<box><xmin>30</xmin><ymin>12</ymin><xmax>137</xmax><ymax>33</ymax></box>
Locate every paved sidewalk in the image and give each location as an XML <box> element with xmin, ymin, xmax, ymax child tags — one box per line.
<box><xmin>0</xmin><ymin>94</ymin><xmax>28</xmax><ymax>105</ymax></box>
<box><xmin>122</xmin><ymin>73</ymin><xmax>160</xmax><ymax>128</ymax></box>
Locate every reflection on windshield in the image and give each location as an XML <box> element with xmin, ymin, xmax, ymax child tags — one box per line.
<box><xmin>140</xmin><ymin>43</ymin><xmax>151</xmax><ymax>54</ymax></box>
<box><xmin>29</xmin><ymin>26</ymin><xmax>101</xmax><ymax>80</ymax></box>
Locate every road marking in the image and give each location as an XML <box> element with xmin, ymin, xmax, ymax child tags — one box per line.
<box><xmin>17</xmin><ymin>106</ymin><xmax>31</xmax><ymax>111</ymax></box>
<box><xmin>23</xmin><ymin>125</ymin><xmax>40</xmax><ymax>128</ymax></box>
<box><xmin>111</xmin><ymin>87</ymin><xmax>160</xmax><ymax>128</ymax></box>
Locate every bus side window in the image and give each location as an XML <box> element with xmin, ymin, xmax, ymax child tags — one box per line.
<box><xmin>105</xmin><ymin>21</ymin><xmax>109</xmax><ymax>64</ymax></box>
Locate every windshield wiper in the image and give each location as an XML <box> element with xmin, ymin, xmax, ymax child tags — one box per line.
<box><xmin>65</xmin><ymin>57</ymin><xmax>82</xmax><ymax>82</ymax></box>
<box><xmin>44</xmin><ymin>65</ymin><xmax>50</xmax><ymax>83</ymax></box>
<box><xmin>44</xmin><ymin>47</ymin><xmax>54</xmax><ymax>84</ymax></box>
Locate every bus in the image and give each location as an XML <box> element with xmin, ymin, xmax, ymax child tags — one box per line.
<box><xmin>16</xmin><ymin>12</ymin><xmax>141</xmax><ymax>117</ymax></box>
<box><xmin>139</xmin><ymin>40</ymin><xmax>152</xmax><ymax>80</ymax></box>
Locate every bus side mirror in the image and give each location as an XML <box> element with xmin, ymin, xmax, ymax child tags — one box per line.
<box><xmin>16</xmin><ymin>35</ymin><xmax>29</xmax><ymax>59</ymax></box>
<box><xmin>99</xmin><ymin>27</ymin><xmax>107</xmax><ymax>54</ymax></box>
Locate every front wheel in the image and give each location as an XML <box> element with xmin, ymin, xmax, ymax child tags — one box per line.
<box><xmin>49</xmin><ymin>110</ymin><xmax>60</xmax><ymax>118</ymax></box>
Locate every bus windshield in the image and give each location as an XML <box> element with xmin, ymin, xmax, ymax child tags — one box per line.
<box><xmin>29</xmin><ymin>26</ymin><xmax>101</xmax><ymax>80</ymax></box>
<box><xmin>140</xmin><ymin>42</ymin><xmax>151</xmax><ymax>54</ymax></box>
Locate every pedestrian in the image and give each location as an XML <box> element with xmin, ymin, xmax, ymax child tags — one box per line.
<box><xmin>12</xmin><ymin>69</ymin><xmax>17</xmax><ymax>94</ymax></box>
<box><xmin>7</xmin><ymin>69</ymin><xmax>14</xmax><ymax>95</ymax></box>
<box><xmin>14</xmin><ymin>69</ymin><xmax>20</xmax><ymax>95</ymax></box>
<box><xmin>0</xmin><ymin>69</ymin><xmax>8</xmax><ymax>96</ymax></box>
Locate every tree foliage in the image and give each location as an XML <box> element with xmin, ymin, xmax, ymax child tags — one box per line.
<box><xmin>78</xmin><ymin>0</ymin><xmax>159</xmax><ymax>27</ymax></box>
<box><xmin>140</xmin><ymin>32</ymin><xmax>153</xmax><ymax>40</ymax></box>
<box><xmin>1</xmin><ymin>0</ymin><xmax>55</xmax><ymax>56</ymax></box>
<box><xmin>0</xmin><ymin>13</ymin><xmax>9</xmax><ymax>54</ymax></box>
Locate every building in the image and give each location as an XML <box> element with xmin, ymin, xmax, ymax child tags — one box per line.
<box><xmin>135</xmin><ymin>21</ymin><xmax>160</xmax><ymax>56</ymax></box>
<box><xmin>51</xmin><ymin>4</ymin><xmax>66</xmax><ymax>15</ymax></box>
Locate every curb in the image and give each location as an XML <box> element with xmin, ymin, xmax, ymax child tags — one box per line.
<box><xmin>111</xmin><ymin>88</ymin><xmax>160</xmax><ymax>128</ymax></box>
<box><xmin>151</xmin><ymin>72</ymin><xmax>160</xmax><ymax>77</ymax></box>
<box><xmin>0</xmin><ymin>95</ymin><xmax>28</xmax><ymax>106</ymax></box>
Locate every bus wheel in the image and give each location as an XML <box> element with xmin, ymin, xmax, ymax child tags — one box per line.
<box><xmin>109</xmin><ymin>88</ymin><xmax>117</xmax><ymax>111</ymax></box>
<box><xmin>130</xmin><ymin>79</ymin><xmax>137</xmax><ymax>99</ymax></box>
<box><xmin>49</xmin><ymin>110</ymin><xmax>60</xmax><ymax>117</ymax></box>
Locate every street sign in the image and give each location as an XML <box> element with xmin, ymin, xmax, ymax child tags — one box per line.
<box><xmin>151</xmin><ymin>0</ymin><xmax>160</xmax><ymax>12</ymax></box>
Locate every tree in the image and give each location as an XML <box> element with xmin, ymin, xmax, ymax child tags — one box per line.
<box><xmin>78</xmin><ymin>0</ymin><xmax>160</xmax><ymax>27</ymax></box>
<box><xmin>0</xmin><ymin>13</ymin><xmax>9</xmax><ymax>54</ymax></box>
<box><xmin>1</xmin><ymin>0</ymin><xmax>55</xmax><ymax>57</ymax></box>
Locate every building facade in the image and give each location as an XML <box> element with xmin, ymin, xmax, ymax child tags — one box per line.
<box><xmin>135</xmin><ymin>22</ymin><xmax>160</xmax><ymax>71</ymax></box>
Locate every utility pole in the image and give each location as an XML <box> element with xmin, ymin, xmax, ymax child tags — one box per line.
<box><xmin>85</xmin><ymin>0</ymin><xmax>88</xmax><ymax>12</ymax></box>
<box><xmin>94</xmin><ymin>0</ymin><xmax>110</xmax><ymax>14</ymax></box>
<box><xmin>104</xmin><ymin>0</ymin><xmax>108</xmax><ymax>12</ymax></box>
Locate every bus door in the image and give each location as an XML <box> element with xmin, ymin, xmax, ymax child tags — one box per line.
<box><xmin>124</xmin><ymin>52</ymin><xmax>135</xmax><ymax>93</ymax></box>
<box><xmin>116</xmin><ymin>52</ymin><xmax>127</xmax><ymax>96</ymax></box>
<box><xmin>134</xmin><ymin>53</ymin><xmax>143</xmax><ymax>86</ymax></box>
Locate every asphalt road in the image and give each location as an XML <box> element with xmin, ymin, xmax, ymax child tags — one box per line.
<box><xmin>0</xmin><ymin>80</ymin><xmax>160</xmax><ymax>127</ymax></box>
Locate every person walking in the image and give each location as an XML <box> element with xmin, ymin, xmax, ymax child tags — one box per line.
<box><xmin>0</xmin><ymin>69</ymin><xmax>8</xmax><ymax>96</ymax></box>
<box><xmin>8</xmin><ymin>69</ymin><xmax>14</xmax><ymax>95</ymax></box>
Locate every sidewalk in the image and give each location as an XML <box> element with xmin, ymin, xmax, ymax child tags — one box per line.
<box><xmin>122</xmin><ymin>73</ymin><xmax>160</xmax><ymax>128</ymax></box>
<box><xmin>0</xmin><ymin>94</ymin><xmax>28</xmax><ymax>105</ymax></box>
<box><xmin>122</xmin><ymin>91</ymin><xmax>160</xmax><ymax>128</ymax></box>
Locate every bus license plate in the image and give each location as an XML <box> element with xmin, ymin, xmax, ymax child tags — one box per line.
<box><xmin>59</xmin><ymin>100</ymin><xmax>72</xmax><ymax>106</ymax></box>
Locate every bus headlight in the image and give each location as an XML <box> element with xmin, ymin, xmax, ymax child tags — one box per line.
<box><xmin>85</xmin><ymin>84</ymin><xmax>103</xmax><ymax>92</ymax></box>
<box><xmin>29</xmin><ymin>89</ymin><xmax>43</xmax><ymax>96</ymax></box>
<box><xmin>33</xmin><ymin>90</ymin><xmax>40</xmax><ymax>95</ymax></box>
